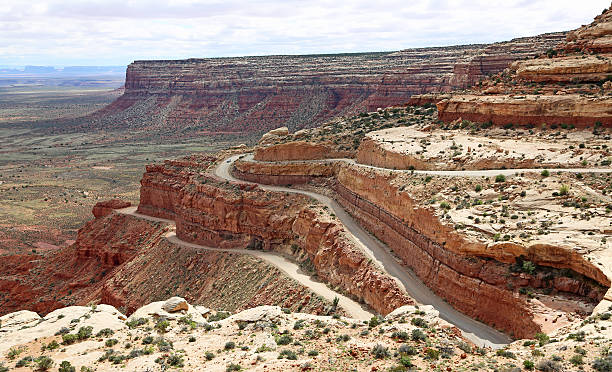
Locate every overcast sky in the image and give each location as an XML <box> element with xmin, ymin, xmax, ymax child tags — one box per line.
<box><xmin>1</xmin><ymin>0</ymin><xmax>609</xmax><ymax>66</ymax></box>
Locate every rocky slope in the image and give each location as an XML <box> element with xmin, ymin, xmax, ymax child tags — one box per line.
<box><xmin>71</xmin><ymin>34</ymin><xmax>564</xmax><ymax>136</ymax></box>
<box><xmin>433</xmin><ymin>4</ymin><xmax>612</xmax><ymax>128</ymax></box>
<box><xmin>2</xmin><ymin>297</ymin><xmax>611</xmax><ymax>372</ymax></box>
<box><xmin>0</xmin><ymin>196</ymin><xmax>334</xmax><ymax>318</ymax></box>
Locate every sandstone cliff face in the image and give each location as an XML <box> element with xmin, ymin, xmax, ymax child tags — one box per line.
<box><xmin>232</xmin><ymin>157</ymin><xmax>609</xmax><ymax>338</ymax></box>
<box><xmin>137</xmin><ymin>157</ymin><xmax>412</xmax><ymax>315</ymax></box>
<box><xmin>435</xmin><ymin>4</ymin><xmax>612</xmax><ymax>128</ymax></box>
<box><xmin>77</xmin><ymin>34</ymin><xmax>563</xmax><ymax>135</ymax></box>
<box><xmin>436</xmin><ymin>94</ymin><xmax>612</xmax><ymax>128</ymax></box>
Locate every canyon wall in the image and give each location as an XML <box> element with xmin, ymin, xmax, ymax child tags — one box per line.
<box><xmin>435</xmin><ymin>4</ymin><xmax>612</xmax><ymax>128</ymax></box>
<box><xmin>137</xmin><ymin>157</ymin><xmax>413</xmax><ymax>315</ymax></box>
<box><xmin>78</xmin><ymin>34</ymin><xmax>564</xmax><ymax>135</ymax></box>
<box><xmin>0</xmin><ymin>207</ymin><xmax>333</xmax><ymax>317</ymax></box>
<box><xmin>232</xmin><ymin>158</ymin><xmax>609</xmax><ymax>338</ymax></box>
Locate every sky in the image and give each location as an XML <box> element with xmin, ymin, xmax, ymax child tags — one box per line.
<box><xmin>0</xmin><ymin>0</ymin><xmax>610</xmax><ymax>67</ymax></box>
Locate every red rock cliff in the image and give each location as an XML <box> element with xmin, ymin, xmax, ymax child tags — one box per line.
<box><xmin>77</xmin><ymin>34</ymin><xmax>564</xmax><ymax>135</ymax></box>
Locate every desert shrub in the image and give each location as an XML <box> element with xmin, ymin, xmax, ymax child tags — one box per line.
<box><xmin>278</xmin><ymin>349</ymin><xmax>297</xmax><ymax>360</ymax></box>
<box><xmin>535</xmin><ymin>332</ymin><xmax>550</xmax><ymax>346</ymax></box>
<box><xmin>425</xmin><ymin>348</ymin><xmax>440</xmax><ymax>360</ymax></box>
<box><xmin>205</xmin><ymin>351</ymin><xmax>215</xmax><ymax>360</ymax></box>
<box><xmin>391</xmin><ymin>331</ymin><xmax>409</xmax><ymax>340</ymax></box>
<box><xmin>36</xmin><ymin>356</ymin><xmax>54</xmax><ymax>371</ymax></box>
<box><xmin>126</xmin><ymin>317</ymin><xmax>147</xmax><ymax>328</ymax></box>
<box><xmin>155</xmin><ymin>319</ymin><xmax>170</xmax><ymax>333</ymax></box>
<box><xmin>475</xmin><ymin>184</ymin><xmax>482</xmax><ymax>192</ymax></box>
<box><xmin>293</xmin><ymin>320</ymin><xmax>306</xmax><ymax>330</ymax></box>
<box><xmin>55</xmin><ymin>327</ymin><xmax>70</xmax><ymax>335</ymax></box>
<box><xmin>76</xmin><ymin>326</ymin><xmax>93</xmax><ymax>340</ymax></box>
<box><xmin>7</xmin><ymin>347</ymin><xmax>24</xmax><ymax>360</ymax></box>
<box><xmin>399</xmin><ymin>344</ymin><xmax>417</xmax><ymax>355</ymax></box>
<box><xmin>536</xmin><ymin>359</ymin><xmax>563</xmax><ymax>372</ymax></box>
<box><xmin>224</xmin><ymin>341</ymin><xmax>236</xmax><ymax>350</ymax></box>
<box><xmin>167</xmin><ymin>354</ymin><xmax>184</xmax><ymax>367</ymax></box>
<box><xmin>523</xmin><ymin>360</ymin><xmax>535</xmax><ymax>370</ymax></box>
<box><xmin>226</xmin><ymin>363</ymin><xmax>242</xmax><ymax>371</ymax></box>
<box><xmin>308</xmin><ymin>350</ymin><xmax>319</xmax><ymax>356</ymax></box>
<box><xmin>568</xmin><ymin>331</ymin><xmax>585</xmax><ymax>341</ymax></box>
<box><xmin>559</xmin><ymin>185</ymin><xmax>570</xmax><ymax>196</ymax></box>
<box><xmin>62</xmin><ymin>333</ymin><xmax>77</xmax><ymax>345</ymax></box>
<box><xmin>275</xmin><ymin>334</ymin><xmax>293</xmax><ymax>345</ymax></box>
<box><xmin>570</xmin><ymin>354</ymin><xmax>584</xmax><ymax>365</ymax></box>
<box><xmin>15</xmin><ymin>357</ymin><xmax>34</xmax><ymax>367</ymax></box>
<box><xmin>371</xmin><ymin>344</ymin><xmax>389</xmax><ymax>359</ymax></box>
<box><xmin>336</xmin><ymin>334</ymin><xmax>350</xmax><ymax>342</ymax></box>
<box><xmin>411</xmin><ymin>317</ymin><xmax>428</xmax><ymax>328</ymax></box>
<box><xmin>593</xmin><ymin>356</ymin><xmax>612</xmax><ymax>372</ymax></box>
<box><xmin>208</xmin><ymin>311</ymin><xmax>231</xmax><ymax>322</ymax></box>
<box><xmin>142</xmin><ymin>335</ymin><xmax>154</xmax><ymax>344</ymax></box>
<box><xmin>496</xmin><ymin>349</ymin><xmax>516</xmax><ymax>359</ymax></box>
<box><xmin>0</xmin><ymin>364</ymin><xmax>7</xmax><ymax>372</ymax></box>
<box><xmin>541</xmin><ymin>169</ymin><xmax>550</xmax><ymax>177</ymax></box>
<box><xmin>495</xmin><ymin>174</ymin><xmax>506</xmax><ymax>183</ymax></box>
<box><xmin>105</xmin><ymin>338</ymin><xmax>118</xmax><ymax>347</ymax></box>
<box><xmin>58</xmin><ymin>361</ymin><xmax>75</xmax><ymax>372</ymax></box>
<box><xmin>369</xmin><ymin>316</ymin><xmax>382</xmax><ymax>328</ymax></box>
<box><xmin>96</xmin><ymin>328</ymin><xmax>114</xmax><ymax>337</ymax></box>
<box><xmin>411</xmin><ymin>329</ymin><xmax>426</xmax><ymax>342</ymax></box>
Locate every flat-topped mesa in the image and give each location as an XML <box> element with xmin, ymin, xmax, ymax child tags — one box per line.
<box><xmin>77</xmin><ymin>34</ymin><xmax>564</xmax><ymax>136</ymax></box>
<box><xmin>435</xmin><ymin>4</ymin><xmax>612</xmax><ymax>128</ymax></box>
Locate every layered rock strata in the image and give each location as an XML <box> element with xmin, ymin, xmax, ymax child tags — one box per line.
<box><xmin>77</xmin><ymin>34</ymin><xmax>564</xmax><ymax>135</ymax></box>
<box><xmin>137</xmin><ymin>156</ymin><xmax>413</xmax><ymax>315</ymax></box>
<box><xmin>232</xmin><ymin>157</ymin><xmax>609</xmax><ymax>338</ymax></box>
<box><xmin>434</xmin><ymin>4</ymin><xmax>612</xmax><ymax>128</ymax></box>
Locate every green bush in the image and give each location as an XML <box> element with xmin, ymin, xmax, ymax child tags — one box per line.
<box><xmin>208</xmin><ymin>311</ymin><xmax>231</xmax><ymax>322</ymax></box>
<box><xmin>275</xmin><ymin>334</ymin><xmax>293</xmax><ymax>345</ymax></box>
<box><xmin>523</xmin><ymin>360</ymin><xmax>535</xmax><ymax>370</ymax></box>
<box><xmin>36</xmin><ymin>356</ymin><xmax>54</xmax><ymax>371</ymax></box>
<box><xmin>58</xmin><ymin>361</ymin><xmax>75</xmax><ymax>372</ymax></box>
<box><xmin>593</xmin><ymin>356</ymin><xmax>612</xmax><ymax>371</ymax></box>
<box><xmin>410</xmin><ymin>317</ymin><xmax>428</xmax><ymax>328</ymax></box>
<box><xmin>371</xmin><ymin>344</ymin><xmax>389</xmax><ymax>359</ymax></box>
<box><xmin>62</xmin><ymin>333</ymin><xmax>78</xmax><ymax>345</ymax></box>
<box><xmin>411</xmin><ymin>329</ymin><xmax>426</xmax><ymax>342</ymax></box>
<box><xmin>96</xmin><ymin>328</ymin><xmax>114</xmax><ymax>337</ymax></box>
<box><xmin>278</xmin><ymin>349</ymin><xmax>297</xmax><ymax>360</ymax></box>
<box><xmin>126</xmin><ymin>317</ymin><xmax>148</xmax><ymax>328</ymax></box>
<box><xmin>534</xmin><ymin>332</ymin><xmax>550</xmax><ymax>346</ymax></box>
<box><xmin>155</xmin><ymin>319</ymin><xmax>170</xmax><ymax>333</ymax></box>
<box><xmin>570</xmin><ymin>354</ymin><xmax>584</xmax><ymax>365</ymax></box>
<box><xmin>226</xmin><ymin>363</ymin><xmax>242</xmax><ymax>371</ymax></box>
<box><xmin>105</xmin><ymin>339</ymin><xmax>118</xmax><ymax>347</ymax></box>
<box><xmin>224</xmin><ymin>341</ymin><xmax>236</xmax><ymax>350</ymax></box>
<box><xmin>167</xmin><ymin>354</ymin><xmax>184</xmax><ymax>367</ymax></box>
<box><xmin>474</xmin><ymin>185</ymin><xmax>482</xmax><ymax>192</ymax></box>
<box><xmin>425</xmin><ymin>348</ymin><xmax>440</xmax><ymax>360</ymax></box>
<box><xmin>205</xmin><ymin>351</ymin><xmax>215</xmax><ymax>360</ymax></box>
<box><xmin>308</xmin><ymin>350</ymin><xmax>319</xmax><ymax>356</ymax></box>
<box><xmin>541</xmin><ymin>169</ymin><xmax>550</xmax><ymax>177</ymax></box>
<box><xmin>399</xmin><ymin>344</ymin><xmax>417</xmax><ymax>355</ymax></box>
<box><xmin>536</xmin><ymin>359</ymin><xmax>563</xmax><ymax>372</ymax></box>
<box><xmin>495</xmin><ymin>174</ymin><xmax>506</xmax><ymax>183</ymax></box>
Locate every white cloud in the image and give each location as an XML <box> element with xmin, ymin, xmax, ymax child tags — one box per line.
<box><xmin>0</xmin><ymin>0</ymin><xmax>609</xmax><ymax>66</ymax></box>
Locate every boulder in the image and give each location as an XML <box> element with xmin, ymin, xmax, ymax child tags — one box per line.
<box><xmin>129</xmin><ymin>298</ymin><xmax>206</xmax><ymax>323</ymax></box>
<box><xmin>162</xmin><ymin>297</ymin><xmax>189</xmax><ymax>313</ymax></box>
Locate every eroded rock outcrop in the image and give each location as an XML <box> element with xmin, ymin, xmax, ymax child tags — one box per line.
<box><xmin>68</xmin><ymin>34</ymin><xmax>563</xmax><ymax>136</ymax></box>
<box><xmin>137</xmin><ymin>156</ymin><xmax>413</xmax><ymax>315</ymax></box>
<box><xmin>435</xmin><ymin>4</ymin><xmax>612</xmax><ymax>128</ymax></box>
